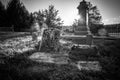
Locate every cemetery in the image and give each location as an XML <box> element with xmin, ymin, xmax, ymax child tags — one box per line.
<box><xmin>0</xmin><ymin>0</ymin><xmax>120</xmax><ymax>80</ymax></box>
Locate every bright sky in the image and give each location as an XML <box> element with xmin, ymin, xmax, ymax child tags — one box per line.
<box><xmin>1</xmin><ymin>0</ymin><xmax>120</xmax><ymax>25</ymax></box>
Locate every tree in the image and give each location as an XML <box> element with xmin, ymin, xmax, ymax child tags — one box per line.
<box><xmin>88</xmin><ymin>2</ymin><xmax>103</xmax><ymax>35</ymax></box>
<box><xmin>6</xmin><ymin>0</ymin><xmax>33</xmax><ymax>31</ymax></box>
<box><xmin>0</xmin><ymin>1</ymin><xmax>6</xmax><ymax>27</ymax></box>
<box><xmin>33</xmin><ymin>10</ymin><xmax>45</xmax><ymax>26</ymax></box>
<box><xmin>33</xmin><ymin>5</ymin><xmax>63</xmax><ymax>29</ymax></box>
<box><xmin>88</xmin><ymin>3</ymin><xmax>102</xmax><ymax>24</ymax></box>
<box><xmin>44</xmin><ymin>5</ymin><xmax>63</xmax><ymax>29</ymax></box>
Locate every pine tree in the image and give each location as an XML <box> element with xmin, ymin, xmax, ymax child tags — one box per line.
<box><xmin>44</xmin><ymin>5</ymin><xmax>63</xmax><ymax>29</ymax></box>
<box><xmin>0</xmin><ymin>1</ymin><xmax>6</xmax><ymax>27</ymax></box>
<box><xmin>88</xmin><ymin>2</ymin><xmax>103</xmax><ymax>35</ymax></box>
<box><xmin>6</xmin><ymin>0</ymin><xmax>32</xmax><ymax>31</ymax></box>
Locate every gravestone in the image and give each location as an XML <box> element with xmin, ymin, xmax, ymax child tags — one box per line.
<box><xmin>75</xmin><ymin>0</ymin><xmax>89</xmax><ymax>35</ymax></box>
<box><xmin>75</xmin><ymin>0</ymin><xmax>93</xmax><ymax>45</ymax></box>
<box><xmin>61</xmin><ymin>0</ymin><xmax>93</xmax><ymax>45</ymax></box>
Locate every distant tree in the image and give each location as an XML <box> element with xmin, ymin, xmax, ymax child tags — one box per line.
<box><xmin>72</xmin><ymin>19</ymin><xmax>80</xmax><ymax>32</ymax></box>
<box><xmin>33</xmin><ymin>5</ymin><xmax>63</xmax><ymax>29</ymax></box>
<box><xmin>6</xmin><ymin>0</ymin><xmax>33</xmax><ymax>31</ymax></box>
<box><xmin>0</xmin><ymin>1</ymin><xmax>5</xmax><ymax>14</ymax></box>
<box><xmin>33</xmin><ymin>10</ymin><xmax>45</xmax><ymax>26</ymax></box>
<box><xmin>88</xmin><ymin>3</ymin><xmax>102</xmax><ymax>24</ymax></box>
<box><xmin>44</xmin><ymin>5</ymin><xmax>63</xmax><ymax>29</ymax></box>
<box><xmin>0</xmin><ymin>1</ymin><xmax>6</xmax><ymax>27</ymax></box>
<box><xmin>29</xmin><ymin>13</ymin><xmax>35</xmax><ymax>28</ymax></box>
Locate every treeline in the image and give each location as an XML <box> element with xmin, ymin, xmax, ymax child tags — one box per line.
<box><xmin>0</xmin><ymin>0</ymin><xmax>63</xmax><ymax>32</ymax></box>
<box><xmin>0</xmin><ymin>0</ymin><xmax>34</xmax><ymax>31</ymax></box>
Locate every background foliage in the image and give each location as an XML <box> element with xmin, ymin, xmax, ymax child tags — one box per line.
<box><xmin>0</xmin><ymin>0</ymin><xmax>34</xmax><ymax>31</ymax></box>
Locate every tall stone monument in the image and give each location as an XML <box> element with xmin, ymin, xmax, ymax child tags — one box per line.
<box><xmin>61</xmin><ymin>0</ymin><xmax>93</xmax><ymax>45</ymax></box>
<box><xmin>75</xmin><ymin>0</ymin><xmax>90</xmax><ymax>35</ymax></box>
<box><xmin>75</xmin><ymin>0</ymin><xmax>93</xmax><ymax>45</ymax></box>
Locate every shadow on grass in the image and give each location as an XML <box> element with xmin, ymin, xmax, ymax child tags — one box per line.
<box><xmin>0</xmin><ymin>52</ymin><xmax>105</xmax><ymax>80</ymax></box>
<box><xmin>0</xmin><ymin>46</ymin><xmax>108</xmax><ymax>80</ymax></box>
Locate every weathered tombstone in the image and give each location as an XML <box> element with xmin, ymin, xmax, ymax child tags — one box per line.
<box><xmin>75</xmin><ymin>0</ymin><xmax>93</xmax><ymax>45</ymax></box>
<box><xmin>38</xmin><ymin>22</ymin><xmax>48</xmax><ymax>51</ymax></box>
<box><xmin>31</xmin><ymin>21</ymin><xmax>40</xmax><ymax>42</ymax></box>
<box><xmin>75</xmin><ymin>0</ymin><xmax>89</xmax><ymax>35</ymax></box>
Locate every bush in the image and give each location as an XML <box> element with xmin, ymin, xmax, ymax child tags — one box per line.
<box><xmin>39</xmin><ymin>29</ymin><xmax>61</xmax><ymax>52</ymax></box>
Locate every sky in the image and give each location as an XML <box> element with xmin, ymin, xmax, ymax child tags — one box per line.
<box><xmin>1</xmin><ymin>0</ymin><xmax>120</xmax><ymax>25</ymax></box>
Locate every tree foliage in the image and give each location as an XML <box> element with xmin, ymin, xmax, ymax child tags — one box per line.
<box><xmin>88</xmin><ymin>3</ymin><xmax>102</xmax><ymax>24</ymax></box>
<box><xmin>88</xmin><ymin>2</ymin><xmax>103</xmax><ymax>35</ymax></box>
<box><xmin>0</xmin><ymin>1</ymin><xmax>6</xmax><ymax>27</ymax></box>
<box><xmin>33</xmin><ymin>5</ymin><xmax>63</xmax><ymax>29</ymax></box>
<box><xmin>0</xmin><ymin>0</ymin><xmax>34</xmax><ymax>31</ymax></box>
<box><xmin>6</xmin><ymin>0</ymin><xmax>33</xmax><ymax>31</ymax></box>
<box><xmin>44</xmin><ymin>5</ymin><xmax>63</xmax><ymax>29</ymax></box>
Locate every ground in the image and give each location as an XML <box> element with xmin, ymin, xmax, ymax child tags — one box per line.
<box><xmin>0</xmin><ymin>32</ymin><xmax>102</xmax><ymax>80</ymax></box>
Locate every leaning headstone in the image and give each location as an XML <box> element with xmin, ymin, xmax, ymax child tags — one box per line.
<box><xmin>38</xmin><ymin>22</ymin><xmax>48</xmax><ymax>51</ymax></box>
<box><xmin>31</xmin><ymin>22</ymin><xmax>40</xmax><ymax>42</ymax></box>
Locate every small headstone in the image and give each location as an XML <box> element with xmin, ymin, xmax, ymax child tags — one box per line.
<box><xmin>77</xmin><ymin>61</ymin><xmax>101</xmax><ymax>71</ymax></box>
